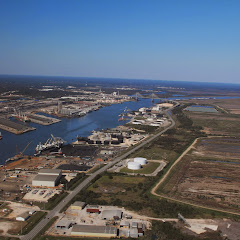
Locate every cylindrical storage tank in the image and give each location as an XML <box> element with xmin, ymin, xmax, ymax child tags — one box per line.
<box><xmin>128</xmin><ymin>162</ymin><xmax>141</xmax><ymax>170</ymax></box>
<box><xmin>134</xmin><ymin>157</ymin><xmax>147</xmax><ymax>165</ymax></box>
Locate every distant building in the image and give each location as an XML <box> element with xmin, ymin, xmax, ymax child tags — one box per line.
<box><xmin>71</xmin><ymin>225</ymin><xmax>117</xmax><ymax>238</ymax></box>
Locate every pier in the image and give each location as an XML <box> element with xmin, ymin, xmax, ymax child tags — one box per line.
<box><xmin>0</xmin><ymin>118</ymin><xmax>36</xmax><ymax>134</ymax></box>
<box><xmin>27</xmin><ymin>114</ymin><xmax>61</xmax><ymax>125</ymax></box>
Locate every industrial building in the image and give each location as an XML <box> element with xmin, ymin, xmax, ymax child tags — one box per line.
<box><xmin>16</xmin><ymin>212</ymin><xmax>30</xmax><ymax>221</ymax></box>
<box><xmin>32</xmin><ymin>169</ymin><xmax>62</xmax><ymax>187</ymax></box>
<box><xmin>55</xmin><ymin>219</ymin><xmax>73</xmax><ymax>229</ymax></box>
<box><xmin>71</xmin><ymin>225</ymin><xmax>118</xmax><ymax>238</ymax></box>
<box><xmin>70</xmin><ymin>201</ymin><xmax>86</xmax><ymax>210</ymax></box>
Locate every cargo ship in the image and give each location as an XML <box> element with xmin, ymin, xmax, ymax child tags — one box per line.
<box><xmin>13</xmin><ymin>109</ymin><xmax>30</xmax><ymax>122</ymax></box>
<box><xmin>35</xmin><ymin>134</ymin><xmax>65</xmax><ymax>155</ymax></box>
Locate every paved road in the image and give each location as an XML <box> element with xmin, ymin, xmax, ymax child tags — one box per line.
<box><xmin>21</xmin><ymin>110</ymin><xmax>176</xmax><ymax>240</ymax></box>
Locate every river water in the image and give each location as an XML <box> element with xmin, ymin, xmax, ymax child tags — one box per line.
<box><xmin>0</xmin><ymin>99</ymin><xmax>154</xmax><ymax>164</ymax></box>
<box><xmin>1</xmin><ymin>95</ymin><xmax>240</xmax><ymax>164</ymax></box>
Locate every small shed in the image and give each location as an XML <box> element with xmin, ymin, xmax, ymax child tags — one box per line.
<box><xmin>120</xmin><ymin>220</ymin><xmax>130</xmax><ymax>228</ymax></box>
<box><xmin>132</xmin><ymin>222</ymin><xmax>138</xmax><ymax>228</ymax></box>
<box><xmin>86</xmin><ymin>208</ymin><xmax>100</xmax><ymax>214</ymax></box>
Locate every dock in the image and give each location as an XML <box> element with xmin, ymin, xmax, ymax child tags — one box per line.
<box><xmin>27</xmin><ymin>114</ymin><xmax>61</xmax><ymax>125</ymax></box>
<box><xmin>0</xmin><ymin>118</ymin><xmax>36</xmax><ymax>134</ymax></box>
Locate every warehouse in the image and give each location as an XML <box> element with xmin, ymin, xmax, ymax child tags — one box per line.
<box><xmin>71</xmin><ymin>225</ymin><xmax>118</xmax><ymax>238</ymax></box>
<box><xmin>70</xmin><ymin>201</ymin><xmax>86</xmax><ymax>210</ymax></box>
<box><xmin>16</xmin><ymin>212</ymin><xmax>30</xmax><ymax>221</ymax></box>
<box><xmin>38</xmin><ymin>169</ymin><xmax>62</xmax><ymax>176</ymax></box>
<box><xmin>32</xmin><ymin>169</ymin><xmax>62</xmax><ymax>187</ymax></box>
<box><xmin>101</xmin><ymin>210</ymin><xmax>122</xmax><ymax>220</ymax></box>
<box><xmin>55</xmin><ymin>219</ymin><xmax>73</xmax><ymax>229</ymax></box>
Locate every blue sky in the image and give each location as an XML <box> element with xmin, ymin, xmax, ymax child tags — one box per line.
<box><xmin>0</xmin><ymin>0</ymin><xmax>239</xmax><ymax>83</ymax></box>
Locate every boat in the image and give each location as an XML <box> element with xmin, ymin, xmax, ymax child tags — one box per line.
<box><xmin>35</xmin><ymin>134</ymin><xmax>66</xmax><ymax>154</ymax></box>
<box><xmin>118</xmin><ymin>107</ymin><xmax>131</xmax><ymax>121</ymax></box>
<box><xmin>13</xmin><ymin>109</ymin><xmax>30</xmax><ymax>122</ymax></box>
<box><xmin>0</xmin><ymin>132</ymin><xmax>2</xmax><ymax>140</ymax></box>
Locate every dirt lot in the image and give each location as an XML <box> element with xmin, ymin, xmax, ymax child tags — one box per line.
<box><xmin>6</xmin><ymin>201</ymin><xmax>40</xmax><ymax>219</ymax></box>
<box><xmin>161</xmin><ymin>137</ymin><xmax>240</xmax><ymax>212</ymax></box>
<box><xmin>23</xmin><ymin>189</ymin><xmax>61</xmax><ymax>202</ymax></box>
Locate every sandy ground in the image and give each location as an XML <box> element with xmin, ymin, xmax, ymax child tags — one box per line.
<box><xmin>0</xmin><ymin>220</ymin><xmax>16</xmax><ymax>234</ymax></box>
<box><xmin>23</xmin><ymin>189</ymin><xmax>61</xmax><ymax>202</ymax></box>
<box><xmin>7</xmin><ymin>201</ymin><xmax>40</xmax><ymax>218</ymax></box>
<box><xmin>186</xmin><ymin>219</ymin><xmax>218</xmax><ymax>234</ymax></box>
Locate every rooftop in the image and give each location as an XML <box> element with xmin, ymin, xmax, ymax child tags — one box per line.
<box><xmin>39</xmin><ymin>169</ymin><xmax>62</xmax><ymax>175</ymax></box>
<box><xmin>72</xmin><ymin>225</ymin><xmax>117</xmax><ymax>235</ymax></box>
<box><xmin>72</xmin><ymin>201</ymin><xmax>86</xmax><ymax>207</ymax></box>
<box><xmin>33</xmin><ymin>174</ymin><xmax>59</xmax><ymax>182</ymax></box>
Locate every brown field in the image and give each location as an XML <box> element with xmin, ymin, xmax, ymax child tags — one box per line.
<box><xmin>182</xmin><ymin>98</ymin><xmax>240</xmax><ymax>114</ymax></box>
<box><xmin>160</xmin><ymin>137</ymin><xmax>240</xmax><ymax>212</ymax></box>
<box><xmin>185</xmin><ymin>110</ymin><xmax>240</xmax><ymax>136</ymax></box>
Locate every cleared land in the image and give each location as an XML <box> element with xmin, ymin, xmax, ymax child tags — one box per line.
<box><xmin>158</xmin><ymin>137</ymin><xmax>240</xmax><ymax>213</ymax></box>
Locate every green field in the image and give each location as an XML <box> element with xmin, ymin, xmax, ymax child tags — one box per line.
<box><xmin>120</xmin><ymin>161</ymin><xmax>160</xmax><ymax>174</ymax></box>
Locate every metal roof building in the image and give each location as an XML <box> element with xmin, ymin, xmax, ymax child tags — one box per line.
<box><xmin>38</xmin><ymin>169</ymin><xmax>62</xmax><ymax>175</ymax></box>
<box><xmin>101</xmin><ymin>210</ymin><xmax>122</xmax><ymax>220</ymax></box>
<box><xmin>71</xmin><ymin>225</ymin><xmax>117</xmax><ymax>238</ymax></box>
<box><xmin>32</xmin><ymin>169</ymin><xmax>62</xmax><ymax>187</ymax></box>
<box><xmin>16</xmin><ymin>212</ymin><xmax>30</xmax><ymax>221</ymax></box>
<box><xmin>70</xmin><ymin>201</ymin><xmax>86</xmax><ymax>210</ymax></box>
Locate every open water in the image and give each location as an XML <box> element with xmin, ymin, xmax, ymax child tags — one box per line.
<box><xmin>0</xmin><ymin>99</ymin><xmax>154</xmax><ymax>164</ymax></box>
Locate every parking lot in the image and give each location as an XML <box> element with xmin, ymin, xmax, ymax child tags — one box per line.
<box><xmin>23</xmin><ymin>188</ymin><xmax>61</xmax><ymax>202</ymax></box>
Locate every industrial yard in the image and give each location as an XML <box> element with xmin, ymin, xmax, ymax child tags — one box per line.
<box><xmin>47</xmin><ymin>204</ymin><xmax>150</xmax><ymax>238</ymax></box>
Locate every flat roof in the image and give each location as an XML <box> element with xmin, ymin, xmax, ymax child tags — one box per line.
<box><xmin>72</xmin><ymin>225</ymin><xmax>117</xmax><ymax>235</ymax></box>
<box><xmin>39</xmin><ymin>169</ymin><xmax>62</xmax><ymax>175</ymax></box>
<box><xmin>101</xmin><ymin>210</ymin><xmax>122</xmax><ymax>219</ymax></box>
<box><xmin>72</xmin><ymin>201</ymin><xmax>85</xmax><ymax>207</ymax></box>
<box><xmin>33</xmin><ymin>174</ymin><xmax>59</xmax><ymax>182</ymax></box>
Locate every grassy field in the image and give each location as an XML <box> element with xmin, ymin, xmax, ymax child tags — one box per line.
<box><xmin>120</xmin><ymin>162</ymin><xmax>160</xmax><ymax>174</ymax></box>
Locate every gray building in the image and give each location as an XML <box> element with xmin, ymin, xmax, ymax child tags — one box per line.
<box><xmin>71</xmin><ymin>225</ymin><xmax>117</xmax><ymax>238</ymax></box>
<box><xmin>32</xmin><ymin>169</ymin><xmax>62</xmax><ymax>187</ymax></box>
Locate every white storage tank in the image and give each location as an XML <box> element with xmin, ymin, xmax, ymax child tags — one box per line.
<box><xmin>128</xmin><ymin>162</ymin><xmax>141</xmax><ymax>170</ymax></box>
<box><xmin>134</xmin><ymin>157</ymin><xmax>147</xmax><ymax>165</ymax></box>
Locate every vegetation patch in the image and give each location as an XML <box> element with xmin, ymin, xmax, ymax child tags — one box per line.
<box><xmin>120</xmin><ymin>162</ymin><xmax>160</xmax><ymax>174</ymax></box>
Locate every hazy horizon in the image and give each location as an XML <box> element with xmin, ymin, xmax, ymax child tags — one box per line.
<box><xmin>1</xmin><ymin>1</ymin><xmax>240</xmax><ymax>84</ymax></box>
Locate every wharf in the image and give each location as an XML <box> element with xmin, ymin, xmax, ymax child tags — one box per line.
<box><xmin>27</xmin><ymin>113</ymin><xmax>61</xmax><ymax>125</ymax></box>
<box><xmin>0</xmin><ymin>118</ymin><xmax>36</xmax><ymax>134</ymax></box>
